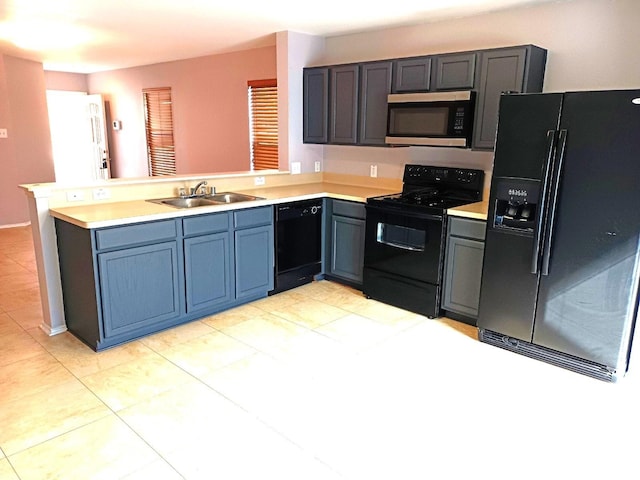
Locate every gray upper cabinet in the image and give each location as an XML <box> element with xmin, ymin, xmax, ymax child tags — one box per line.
<box><xmin>359</xmin><ymin>61</ymin><xmax>393</xmax><ymax>145</ymax></box>
<box><xmin>472</xmin><ymin>45</ymin><xmax>547</xmax><ymax>150</ymax></box>
<box><xmin>303</xmin><ymin>44</ymin><xmax>546</xmax><ymax>150</ymax></box>
<box><xmin>392</xmin><ymin>57</ymin><xmax>432</xmax><ymax>92</ymax></box>
<box><xmin>330</xmin><ymin>64</ymin><xmax>359</xmax><ymax>144</ymax></box>
<box><xmin>433</xmin><ymin>53</ymin><xmax>476</xmax><ymax>90</ymax></box>
<box><xmin>303</xmin><ymin>67</ymin><xmax>329</xmax><ymax>143</ymax></box>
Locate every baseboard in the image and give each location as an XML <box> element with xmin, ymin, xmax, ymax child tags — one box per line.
<box><xmin>0</xmin><ymin>221</ymin><xmax>31</xmax><ymax>229</ymax></box>
<box><xmin>40</xmin><ymin>323</ymin><xmax>68</xmax><ymax>336</ymax></box>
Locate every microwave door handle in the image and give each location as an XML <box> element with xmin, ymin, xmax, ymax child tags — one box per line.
<box><xmin>531</xmin><ymin>130</ymin><xmax>557</xmax><ymax>274</ymax></box>
<box><xmin>541</xmin><ymin>128</ymin><xmax>568</xmax><ymax>276</ymax></box>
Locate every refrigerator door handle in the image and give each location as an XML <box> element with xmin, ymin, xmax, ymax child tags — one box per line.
<box><xmin>541</xmin><ymin>128</ymin><xmax>568</xmax><ymax>276</ymax></box>
<box><xmin>531</xmin><ymin>130</ymin><xmax>557</xmax><ymax>274</ymax></box>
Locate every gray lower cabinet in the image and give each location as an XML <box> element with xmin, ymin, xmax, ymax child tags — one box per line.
<box><xmin>233</xmin><ymin>206</ymin><xmax>274</xmax><ymax>299</ymax></box>
<box><xmin>326</xmin><ymin>199</ymin><xmax>366</xmax><ymax>286</ymax></box>
<box><xmin>55</xmin><ymin>205</ymin><xmax>274</xmax><ymax>351</ymax></box>
<box><xmin>184</xmin><ymin>232</ymin><xmax>233</xmax><ymax>312</ymax></box>
<box><xmin>442</xmin><ymin>217</ymin><xmax>486</xmax><ymax>323</ymax></box>
<box><xmin>235</xmin><ymin>225</ymin><xmax>274</xmax><ymax>299</ymax></box>
<box><xmin>183</xmin><ymin>212</ymin><xmax>233</xmax><ymax>313</ymax></box>
<box><xmin>98</xmin><ymin>241</ymin><xmax>182</xmax><ymax>338</ymax></box>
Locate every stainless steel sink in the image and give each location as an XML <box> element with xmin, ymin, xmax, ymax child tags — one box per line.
<box><xmin>206</xmin><ymin>192</ymin><xmax>264</xmax><ymax>204</ymax></box>
<box><xmin>147</xmin><ymin>192</ymin><xmax>264</xmax><ymax>209</ymax></box>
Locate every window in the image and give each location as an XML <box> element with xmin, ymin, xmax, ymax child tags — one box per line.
<box><xmin>143</xmin><ymin>87</ymin><xmax>176</xmax><ymax>176</ymax></box>
<box><xmin>248</xmin><ymin>79</ymin><xmax>278</xmax><ymax>170</ymax></box>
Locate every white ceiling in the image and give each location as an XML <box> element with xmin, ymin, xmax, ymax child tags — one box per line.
<box><xmin>0</xmin><ymin>0</ymin><xmax>557</xmax><ymax>74</ymax></box>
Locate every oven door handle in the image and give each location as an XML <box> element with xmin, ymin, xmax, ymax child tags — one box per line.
<box><xmin>376</xmin><ymin>239</ymin><xmax>425</xmax><ymax>252</ymax></box>
<box><xmin>365</xmin><ymin>204</ymin><xmax>443</xmax><ymax>222</ymax></box>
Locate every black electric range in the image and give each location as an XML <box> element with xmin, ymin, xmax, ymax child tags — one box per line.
<box><xmin>367</xmin><ymin>165</ymin><xmax>484</xmax><ymax>215</ymax></box>
<box><xmin>363</xmin><ymin>165</ymin><xmax>484</xmax><ymax>318</ymax></box>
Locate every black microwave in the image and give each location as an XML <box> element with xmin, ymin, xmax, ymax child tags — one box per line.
<box><xmin>385</xmin><ymin>90</ymin><xmax>476</xmax><ymax>148</ymax></box>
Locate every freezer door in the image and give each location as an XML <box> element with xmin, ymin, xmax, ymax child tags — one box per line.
<box><xmin>533</xmin><ymin>90</ymin><xmax>640</xmax><ymax>370</ymax></box>
<box><xmin>478</xmin><ymin>93</ymin><xmax>563</xmax><ymax>340</ymax></box>
<box><xmin>492</xmin><ymin>93</ymin><xmax>563</xmax><ymax>180</ymax></box>
<box><xmin>478</xmin><ymin>229</ymin><xmax>540</xmax><ymax>340</ymax></box>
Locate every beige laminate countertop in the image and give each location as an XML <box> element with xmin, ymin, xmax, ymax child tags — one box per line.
<box><xmin>49</xmin><ymin>182</ymin><xmax>488</xmax><ymax>229</ymax></box>
<box><xmin>447</xmin><ymin>200</ymin><xmax>489</xmax><ymax>221</ymax></box>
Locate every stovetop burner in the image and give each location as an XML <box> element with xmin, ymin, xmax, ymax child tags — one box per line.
<box><xmin>367</xmin><ymin>165</ymin><xmax>484</xmax><ymax>214</ymax></box>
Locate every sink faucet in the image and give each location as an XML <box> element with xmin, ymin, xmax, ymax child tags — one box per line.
<box><xmin>190</xmin><ymin>180</ymin><xmax>207</xmax><ymax>196</ymax></box>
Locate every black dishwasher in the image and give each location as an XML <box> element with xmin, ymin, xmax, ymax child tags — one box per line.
<box><xmin>271</xmin><ymin>199</ymin><xmax>323</xmax><ymax>294</ymax></box>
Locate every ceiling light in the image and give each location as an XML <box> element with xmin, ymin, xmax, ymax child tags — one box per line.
<box><xmin>0</xmin><ymin>19</ymin><xmax>93</xmax><ymax>51</ymax></box>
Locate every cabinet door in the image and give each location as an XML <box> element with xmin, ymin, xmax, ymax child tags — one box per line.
<box><xmin>442</xmin><ymin>236</ymin><xmax>485</xmax><ymax>319</ymax></box>
<box><xmin>98</xmin><ymin>241</ymin><xmax>181</xmax><ymax>338</ymax></box>
<box><xmin>472</xmin><ymin>47</ymin><xmax>528</xmax><ymax>150</ymax></box>
<box><xmin>303</xmin><ymin>67</ymin><xmax>329</xmax><ymax>143</ymax></box>
<box><xmin>359</xmin><ymin>61</ymin><xmax>392</xmax><ymax>145</ymax></box>
<box><xmin>392</xmin><ymin>57</ymin><xmax>432</xmax><ymax>92</ymax></box>
<box><xmin>434</xmin><ymin>53</ymin><xmax>476</xmax><ymax>90</ymax></box>
<box><xmin>235</xmin><ymin>225</ymin><xmax>274</xmax><ymax>299</ymax></box>
<box><xmin>330</xmin><ymin>215</ymin><xmax>366</xmax><ymax>284</ymax></box>
<box><xmin>330</xmin><ymin>64</ymin><xmax>359</xmax><ymax>144</ymax></box>
<box><xmin>184</xmin><ymin>232</ymin><xmax>233</xmax><ymax>313</ymax></box>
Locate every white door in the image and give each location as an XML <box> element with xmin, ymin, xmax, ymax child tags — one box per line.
<box><xmin>87</xmin><ymin>94</ymin><xmax>111</xmax><ymax>180</ymax></box>
<box><xmin>46</xmin><ymin>91</ymin><xmax>111</xmax><ymax>184</ymax></box>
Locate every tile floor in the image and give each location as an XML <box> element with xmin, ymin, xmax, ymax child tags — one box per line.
<box><xmin>1</xmin><ymin>225</ymin><xmax>639</xmax><ymax>479</ymax></box>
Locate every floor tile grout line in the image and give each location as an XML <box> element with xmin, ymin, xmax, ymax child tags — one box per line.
<box><xmin>144</xmin><ymin>345</ymin><xmax>346</xmax><ymax>478</ymax></box>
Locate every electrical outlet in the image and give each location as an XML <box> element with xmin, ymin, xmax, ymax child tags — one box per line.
<box><xmin>314</xmin><ymin>161</ymin><xmax>321</xmax><ymax>173</ymax></box>
<box><xmin>291</xmin><ymin>162</ymin><xmax>301</xmax><ymax>174</ymax></box>
<box><xmin>0</xmin><ymin>128</ymin><xmax>7</xmax><ymax>138</ymax></box>
<box><xmin>93</xmin><ymin>188</ymin><xmax>111</xmax><ymax>200</ymax></box>
<box><xmin>254</xmin><ymin>176</ymin><xmax>265</xmax><ymax>186</ymax></box>
<box><xmin>370</xmin><ymin>165</ymin><xmax>378</xmax><ymax>178</ymax></box>
<box><xmin>66</xmin><ymin>191</ymin><xmax>85</xmax><ymax>202</ymax></box>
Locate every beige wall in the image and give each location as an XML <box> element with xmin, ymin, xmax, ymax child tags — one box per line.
<box><xmin>0</xmin><ymin>55</ymin><xmax>55</xmax><ymax>226</ymax></box>
<box><xmin>44</xmin><ymin>71</ymin><xmax>89</xmax><ymax>92</ymax></box>
<box><xmin>317</xmin><ymin>0</ymin><xmax>640</xmax><ymax>180</ymax></box>
<box><xmin>88</xmin><ymin>46</ymin><xmax>277</xmax><ymax>178</ymax></box>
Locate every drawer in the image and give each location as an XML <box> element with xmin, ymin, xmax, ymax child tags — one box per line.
<box><xmin>234</xmin><ymin>206</ymin><xmax>272</xmax><ymax>229</ymax></box>
<box><xmin>183</xmin><ymin>212</ymin><xmax>229</xmax><ymax>236</ymax></box>
<box><xmin>95</xmin><ymin>220</ymin><xmax>178</xmax><ymax>250</ymax></box>
<box><xmin>448</xmin><ymin>217</ymin><xmax>486</xmax><ymax>241</ymax></box>
<box><xmin>332</xmin><ymin>199</ymin><xmax>365</xmax><ymax>219</ymax></box>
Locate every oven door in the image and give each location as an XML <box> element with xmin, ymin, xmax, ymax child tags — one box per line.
<box><xmin>363</xmin><ymin>204</ymin><xmax>446</xmax><ymax>317</ymax></box>
<box><xmin>364</xmin><ymin>204</ymin><xmax>445</xmax><ymax>284</ymax></box>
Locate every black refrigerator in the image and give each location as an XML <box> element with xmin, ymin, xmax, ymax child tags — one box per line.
<box><xmin>477</xmin><ymin>89</ymin><xmax>640</xmax><ymax>382</ymax></box>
